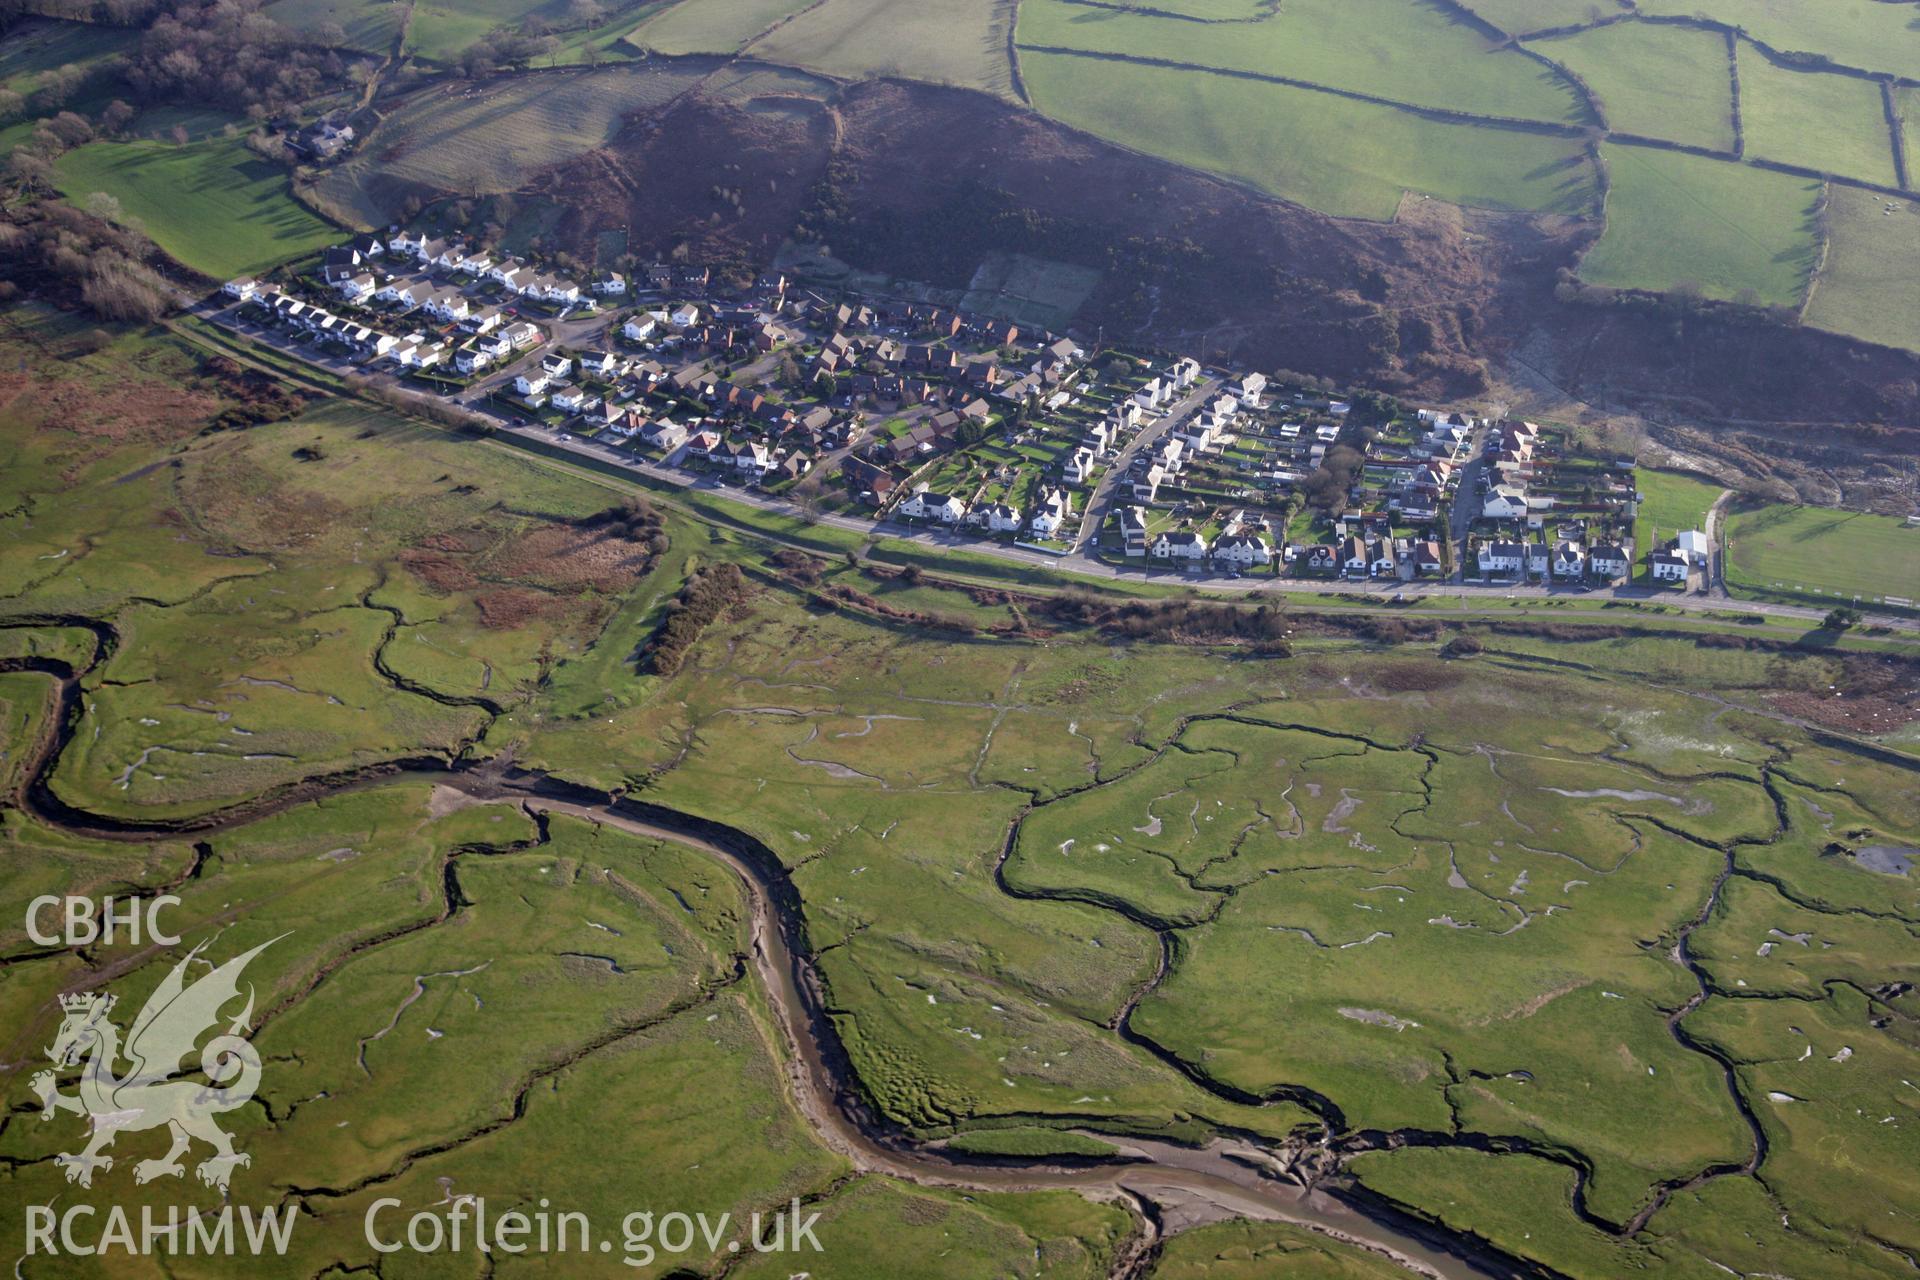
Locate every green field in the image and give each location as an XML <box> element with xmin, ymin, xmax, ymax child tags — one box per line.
<box><xmin>626</xmin><ymin>0</ymin><xmax>812</xmax><ymax>54</ymax></box>
<box><xmin>1804</xmin><ymin>188</ymin><xmax>1920</xmax><ymax>352</ymax></box>
<box><xmin>0</xmin><ymin>17</ymin><xmax>134</xmax><ymax>93</ymax></box>
<box><xmin>52</xmin><ymin>134</ymin><xmax>340</xmax><ymax>278</ymax></box>
<box><xmin>1017</xmin><ymin>0</ymin><xmax>1584</xmax><ymax>125</ymax></box>
<box><xmin>748</xmin><ymin>0</ymin><xmax>1018</xmax><ymax>99</ymax></box>
<box><xmin>1737</xmin><ymin>47</ymin><xmax>1899</xmax><ymax>188</ymax></box>
<box><xmin>1580</xmin><ymin>143</ymin><xmax>1821</xmax><ymax>303</ymax></box>
<box><xmin>1529</xmin><ymin>21</ymin><xmax>1736</xmax><ymax>151</ymax></box>
<box><xmin>263</xmin><ymin>0</ymin><xmax>405</xmax><ymax>52</ymax></box>
<box><xmin>1633</xmin><ymin>469</ymin><xmax>1722</xmax><ymax>561</ymax></box>
<box><xmin>1023</xmin><ymin>48</ymin><xmax>1597</xmax><ymax>221</ymax></box>
<box><xmin>1457</xmin><ymin>0</ymin><xmax>1623</xmax><ymax>35</ymax></box>
<box><xmin>1725</xmin><ymin>501</ymin><xmax>1920</xmax><ymax>608</ymax></box>
<box><xmin>1634</xmin><ymin>0</ymin><xmax>1920</xmax><ymax>82</ymax></box>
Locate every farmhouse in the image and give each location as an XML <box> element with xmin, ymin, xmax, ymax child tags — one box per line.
<box><xmin>1651</xmin><ymin>549</ymin><xmax>1691</xmax><ymax>582</ymax></box>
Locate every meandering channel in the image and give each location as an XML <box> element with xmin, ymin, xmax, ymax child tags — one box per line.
<box><xmin>0</xmin><ymin>617</ymin><xmax>1571</xmax><ymax>1279</ymax></box>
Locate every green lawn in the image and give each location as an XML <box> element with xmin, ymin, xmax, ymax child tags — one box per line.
<box><xmin>1580</xmin><ymin>144</ymin><xmax>1821</xmax><ymax>303</ymax></box>
<box><xmin>1022</xmin><ymin>49</ymin><xmax>1598</xmax><ymax>221</ymax></box>
<box><xmin>1736</xmin><ymin>47</ymin><xmax>1900</xmax><ymax>188</ymax></box>
<box><xmin>1528</xmin><ymin>20</ymin><xmax>1736</xmax><ymax>151</ymax></box>
<box><xmin>1633</xmin><ymin>469</ymin><xmax>1723</xmax><ymax>572</ymax></box>
<box><xmin>1803</xmin><ymin>187</ymin><xmax>1920</xmax><ymax>354</ymax></box>
<box><xmin>1725</xmin><ymin>501</ymin><xmax>1920</xmax><ymax>608</ymax></box>
<box><xmin>53</xmin><ymin>135</ymin><xmax>340</xmax><ymax>278</ymax></box>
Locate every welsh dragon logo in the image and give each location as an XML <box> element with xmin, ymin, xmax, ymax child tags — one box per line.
<box><xmin>31</xmin><ymin>937</ymin><xmax>277</xmax><ymax>1191</ymax></box>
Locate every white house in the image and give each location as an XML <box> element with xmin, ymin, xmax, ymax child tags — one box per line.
<box><xmin>1134</xmin><ymin>377</ymin><xmax>1170</xmax><ymax>410</ymax></box>
<box><xmin>223</xmin><ymin>277</ymin><xmax>260</xmax><ymax>301</ymax></box>
<box><xmin>1119</xmin><ymin>505</ymin><xmax>1150</xmax><ymax>556</ymax></box>
<box><xmin>594</xmin><ymin>272</ymin><xmax>626</xmax><ymax>296</ymax></box>
<box><xmin>552</xmin><ymin>386</ymin><xmax>595</xmax><ymax>414</ymax></box>
<box><xmin>1526</xmin><ymin>542</ymin><xmax>1551</xmax><ymax>579</ymax></box>
<box><xmin>725</xmin><ymin>441</ymin><xmax>772</xmax><ymax>475</ymax></box>
<box><xmin>1028</xmin><ymin>488</ymin><xmax>1072</xmax><ymax>538</ymax></box>
<box><xmin>1132</xmin><ymin>464</ymin><xmax>1167</xmax><ymax>504</ymax></box>
<box><xmin>1064</xmin><ymin>447</ymin><xmax>1097</xmax><ymax>484</ymax></box>
<box><xmin>1341</xmin><ymin>536</ymin><xmax>1370</xmax><ymax>578</ymax></box>
<box><xmin>1236</xmin><ymin>371</ymin><xmax>1267</xmax><ymax>408</ymax></box>
<box><xmin>1151</xmin><ymin>530</ymin><xmax>1209</xmax><ymax>562</ymax></box>
<box><xmin>643</xmin><ymin>419</ymin><xmax>688</xmax><ymax>451</ymax></box>
<box><xmin>378</xmin><ymin>281</ymin><xmax>424</xmax><ymax>309</ymax></box>
<box><xmin>1588</xmin><ymin>543</ymin><xmax>1630</xmax><ymax>581</ymax></box>
<box><xmin>1368</xmin><ymin>541</ymin><xmax>1398</xmax><ymax>577</ymax></box>
<box><xmin>1651</xmin><ymin>550</ymin><xmax>1690</xmax><ymax>582</ymax></box>
<box><xmin>1167</xmin><ymin>356</ymin><xmax>1201</xmax><ymax>389</ymax></box>
<box><xmin>577</xmin><ymin>350</ymin><xmax>620</xmax><ymax>378</ymax></box>
<box><xmin>976</xmin><ymin>502</ymin><xmax>1021</xmax><ymax>533</ymax></box>
<box><xmin>1212</xmin><ymin>533</ymin><xmax>1271</xmax><ymax>567</ymax></box>
<box><xmin>424</xmin><ymin>290</ymin><xmax>469</xmax><ymax>322</ymax></box>
<box><xmin>1482</xmin><ymin>485</ymin><xmax>1529</xmax><ymax>520</ymax></box>
<box><xmin>1552</xmin><ymin>540</ymin><xmax>1586</xmax><ymax>578</ymax></box>
<box><xmin>514</xmin><ymin>371</ymin><xmax>551</xmax><ymax>397</ymax></box>
<box><xmin>1478</xmin><ymin>540</ymin><xmax>1526</xmax><ymax>576</ymax></box>
<box><xmin>1153</xmin><ymin>438</ymin><xmax>1185</xmax><ymax>475</ymax></box>
<box><xmin>539</xmin><ymin>353</ymin><xmax>573</xmax><ymax>380</ymax></box>
<box><xmin>1675</xmin><ymin>530</ymin><xmax>1711</xmax><ymax>565</ymax></box>
<box><xmin>899</xmin><ymin>488</ymin><xmax>967</xmax><ymax>523</ymax></box>
<box><xmin>454</xmin><ymin>344</ymin><xmax>493</xmax><ymax>375</ymax></box>
<box><xmin>502</xmin><ymin>321</ymin><xmax>540</xmax><ymax>350</ymax></box>
<box><xmin>1177</xmin><ymin>416</ymin><xmax>1223</xmax><ymax>453</ymax></box>
<box><xmin>623</xmin><ymin>315</ymin><xmax>659</xmax><ymax>343</ymax></box>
